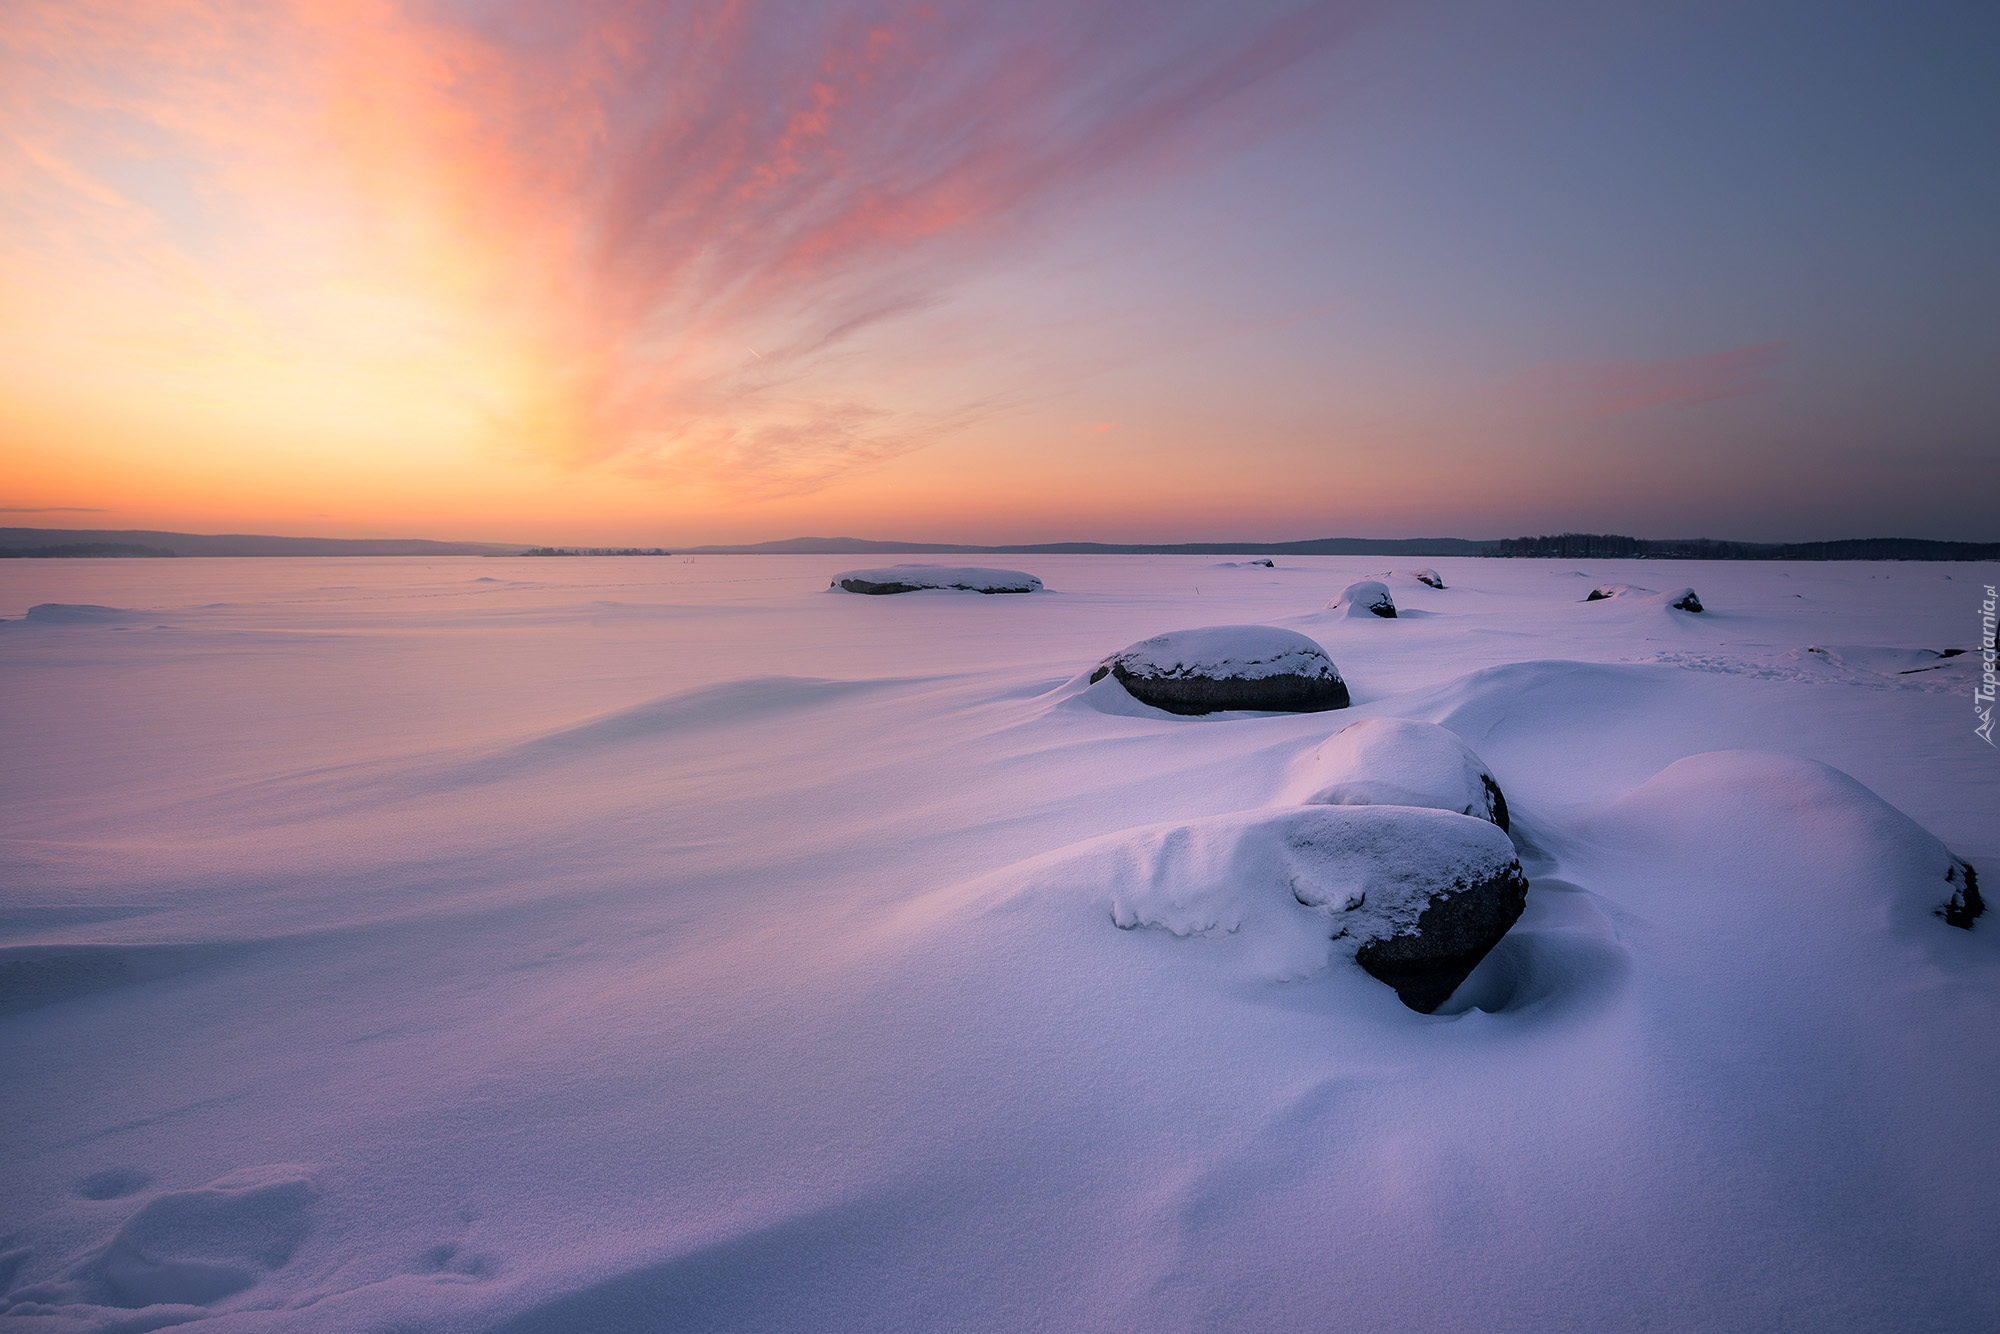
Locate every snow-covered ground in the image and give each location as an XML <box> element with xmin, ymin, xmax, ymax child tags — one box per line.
<box><xmin>2</xmin><ymin>555</ymin><xmax>1995</xmax><ymax>1332</ymax></box>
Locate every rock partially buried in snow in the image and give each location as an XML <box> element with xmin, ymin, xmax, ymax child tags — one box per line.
<box><xmin>1332</xmin><ymin>580</ymin><xmax>1397</xmax><ymax>618</ymax></box>
<box><xmin>1296</xmin><ymin>717</ymin><xmax>1509</xmax><ymax>831</ymax></box>
<box><xmin>1666</xmin><ymin>587</ymin><xmax>1703</xmax><ymax>612</ymax></box>
<box><xmin>1583</xmin><ymin>584</ymin><xmax>1702</xmax><ymax>611</ymax></box>
<box><xmin>1382</xmin><ymin>567</ymin><xmax>1445</xmax><ymax>589</ymax></box>
<box><xmin>1590</xmin><ymin>750</ymin><xmax>1983</xmax><ymax>930</ymax></box>
<box><xmin>832</xmin><ymin>565</ymin><xmax>1043</xmax><ymax>595</ymax></box>
<box><xmin>1942</xmin><ymin>856</ymin><xmax>1984</xmax><ymax>929</ymax></box>
<box><xmin>1090</xmin><ymin>625</ymin><xmax>1349</xmax><ymax>715</ymax></box>
<box><xmin>1090</xmin><ymin>805</ymin><xmax>1527</xmax><ymax>1012</ymax></box>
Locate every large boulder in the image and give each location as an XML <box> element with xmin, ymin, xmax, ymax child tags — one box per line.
<box><xmin>1331</xmin><ymin>579</ymin><xmax>1397</xmax><ymax>618</ymax></box>
<box><xmin>833</xmin><ymin>565</ymin><xmax>1043</xmax><ymax>595</ymax></box>
<box><xmin>1295</xmin><ymin>717</ymin><xmax>1509</xmax><ymax>830</ymax></box>
<box><xmin>1090</xmin><ymin>625</ymin><xmax>1349</xmax><ymax>715</ymax></box>
<box><xmin>1092</xmin><ymin>805</ymin><xmax>1528</xmax><ymax>1012</ymax></box>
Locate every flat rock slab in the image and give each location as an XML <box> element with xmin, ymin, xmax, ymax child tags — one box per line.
<box><xmin>1091</xmin><ymin>625</ymin><xmax>1349</xmax><ymax>715</ymax></box>
<box><xmin>833</xmin><ymin>565</ymin><xmax>1043</xmax><ymax>595</ymax></box>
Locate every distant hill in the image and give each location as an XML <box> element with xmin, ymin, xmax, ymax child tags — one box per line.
<box><xmin>4</xmin><ymin>527</ymin><xmax>1990</xmax><ymax>561</ymax></box>
<box><xmin>684</xmin><ymin>533</ymin><xmax>1997</xmax><ymax>559</ymax></box>
<box><xmin>685</xmin><ymin>535</ymin><xmax>1498</xmax><ymax>556</ymax></box>
<box><xmin>0</xmin><ymin>528</ymin><xmax>532</xmax><ymax>557</ymax></box>
<box><xmin>1492</xmin><ymin>533</ymin><xmax>2000</xmax><ymax>561</ymax></box>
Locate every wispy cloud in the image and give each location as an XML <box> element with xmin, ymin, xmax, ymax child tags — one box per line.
<box><xmin>2</xmin><ymin>0</ymin><xmax>1367</xmax><ymax>498</ymax></box>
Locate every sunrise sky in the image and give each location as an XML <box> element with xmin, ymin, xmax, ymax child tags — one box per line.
<box><xmin>3</xmin><ymin>0</ymin><xmax>1994</xmax><ymax>545</ymax></box>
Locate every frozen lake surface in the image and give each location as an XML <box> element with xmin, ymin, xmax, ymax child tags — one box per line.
<box><xmin>2</xmin><ymin>555</ymin><xmax>1996</xmax><ymax>1331</ymax></box>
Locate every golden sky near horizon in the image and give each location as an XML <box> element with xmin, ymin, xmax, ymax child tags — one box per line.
<box><xmin>5</xmin><ymin>1</ymin><xmax>1994</xmax><ymax>544</ymax></box>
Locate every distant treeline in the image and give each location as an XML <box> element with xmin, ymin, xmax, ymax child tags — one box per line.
<box><xmin>0</xmin><ymin>542</ymin><xmax>176</xmax><ymax>559</ymax></box>
<box><xmin>1493</xmin><ymin>533</ymin><xmax>2000</xmax><ymax>561</ymax></box>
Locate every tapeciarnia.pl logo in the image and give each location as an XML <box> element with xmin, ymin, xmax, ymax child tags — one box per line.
<box><xmin>1977</xmin><ymin>584</ymin><xmax>1997</xmax><ymax>746</ymax></box>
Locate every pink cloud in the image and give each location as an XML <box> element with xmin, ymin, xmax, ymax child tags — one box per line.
<box><xmin>3</xmin><ymin>1</ymin><xmax>1372</xmax><ymax>497</ymax></box>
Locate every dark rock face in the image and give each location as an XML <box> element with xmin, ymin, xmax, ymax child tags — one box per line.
<box><xmin>1669</xmin><ymin>589</ymin><xmax>1704</xmax><ymax>612</ymax></box>
<box><xmin>1940</xmin><ymin>857</ymin><xmax>1984</xmax><ymax>929</ymax></box>
<box><xmin>1354</xmin><ymin>861</ymin><xmax>1530</xmax><ymax>1013</ymax></box>
<box><xmin>1480</xmin><ymin>773</ymin><xmax>1511</xmax><ymax>833</ymax></box>
<box><xmin>840</xmin><ymin>577</ymin><xmax>935</xmax><ymax>594</ymax></box>
<box><xmin>1584</xmin><ymin>588</ymin><xmax>1614</xmax><ymax>602</ymax></box>
<box><xmin>1090</xmin><ymin>662</ymin><xmax>1351</xmax><ymax>715</ymax></box>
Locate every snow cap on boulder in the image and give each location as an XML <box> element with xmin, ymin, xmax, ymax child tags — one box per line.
<box><xmin>1331</xmin><ymin>579</ymin><xmax>1397</xmax><ymax>618</ymax></box>
<box><xmin>1380</xmin><ymin>568</ymin><xmax>1444</xmax><ymax>589</ymax></box>
<box><xmin>833</xmin><ymin>565</ymin><xmax>1043</xmax><ymax>595</ymax></box>
<box><xmin>1296</xmin><ymin>717</ymin><xmax>1509</xmax><ymax>830</ymax></box>
<box><xmin>1090</xmin><ymin>625</ymin><xmax>1348</xmax><ymax>715</ymax></box>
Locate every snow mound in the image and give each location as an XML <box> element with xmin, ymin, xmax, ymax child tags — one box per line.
<box><xmin>1293</xmin><ymin>717</ymin><xmax>1508</xmax><ymax>829</ymax></box>
<box><xmin>1584</xmin><ymin>750</ymin><xmax>1980</xmax><ymax>927</ymax></box>
<box><xmin>1331</xmin><ymin>579</ymin><xmax>1397</xmax><ymax>618</ymax></box>
<box><xmin>1089</xmin><ymin>625</ymin><xmax>1348</xmax><ymax>715</ymax></box>
<box><xmin>21</xmin><ymin>604</ymin><xmax>142</xmax><ymax>624</ymax></box>
<box><xmin>988</xmin><ymin>805</ymin><xmax>1525</xmax><ymax>1011</ymax></box>
<box><xmin>1378</xmin><ymin>567</ymin><xmax>1445</xmax><ymax>589</ymax></box>
<box><xmin>832</xmin><ymin>565</ymin><xmax>1043</xmax><ymax>595</ymax></box>
<box><xmin>1210</xmin><ymin>558</ymin><xmax>1275</xmax><ymax>568</ymax></box>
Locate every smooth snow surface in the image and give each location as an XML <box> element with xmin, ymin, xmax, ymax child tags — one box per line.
<box><xmin>831</xmin><ymin>564</ymin><xmax>1042</xmax><ymax>594</ymax></box>
<box><xmin>1293</xmin><ymin>717</ymin><xmax>1505</xmax><ymax>826</ymax></box>
<box><xmin>2</xmin><ymin>555</ymin><xmax>1996</xmax><ymax>1332</ymax></box>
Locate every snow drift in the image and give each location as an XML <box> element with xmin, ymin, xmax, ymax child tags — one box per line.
<box><xmin>1292</xmin><ymin>717</ymin><xmax>1509</xmax><ymax>830</ymax></box>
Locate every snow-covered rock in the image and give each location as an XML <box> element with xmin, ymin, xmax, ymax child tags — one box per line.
<box><xmin>1061</xmin><ymin>804</ymin><xmax>1527</xmax><ymax>1012</ymax></box>
<box><xmin>22</xmin><ymin>603</ymin><xmax>141</xmax><ymax>623</ymax></box>
<box><xmin>1583</xmin><ymin>583</ymin><xmax>1702</xmax><ymax>611</ymax></box>
<box><xmin>1294</xmin><ymin>717</ymin><xmax>1509</xmax><ymax>830</ymax></box>
<box><xmin>1331</xmin><ymin>579</ymin><xmax>1397</xmax><ymax>618</ymax></box>
<box><xmin>1380</xmin><ymin>567</ymin><xmax>1445</xmax><ymax>589</ymax></box>
<box><xmin>1090</xmin><ymin>625</ymin><xmax>1349</xmax><ymax>715</ymax></box>
<box><xmin>1210</xmin><ymin>558</ymin><xmax>1275</xmax><ymax>568</ymax></box>
<box><xmin>832</xmin><ymin>565</ymin><xmax>1043</xmax><ymax>595</ymax></box>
